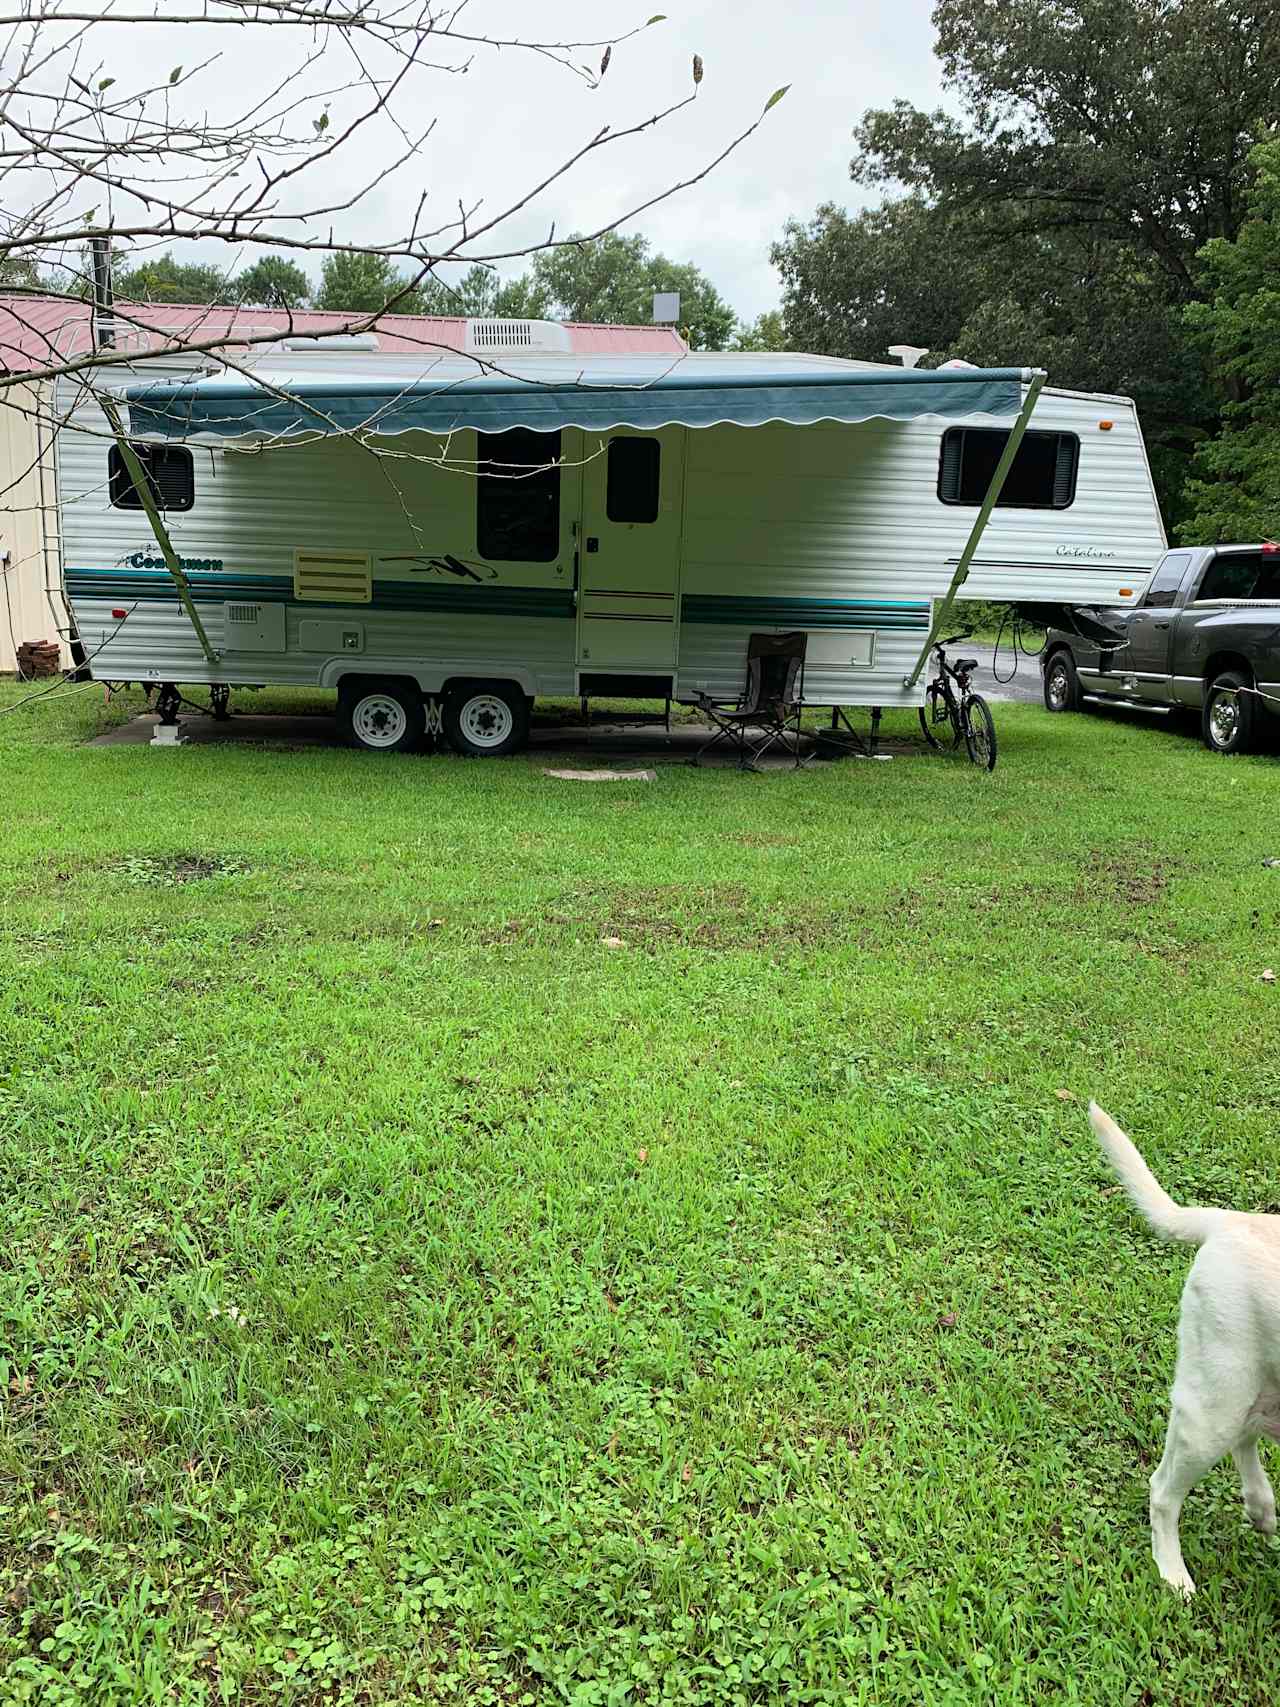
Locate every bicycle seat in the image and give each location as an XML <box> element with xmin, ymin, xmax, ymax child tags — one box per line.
<box><xmin>955</xmin><ymin>657</ymin><xmax>979</xmax><ymax>674</ymax></box>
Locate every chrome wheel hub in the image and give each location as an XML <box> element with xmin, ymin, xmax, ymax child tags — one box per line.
<box><xmin>1047</xmin><ymin>665</ymin><xmax>1069</xmax><ymax>709</ymax></box>
<box><xmin>1209</xmin><ymin>694</ymin><xmax>1238</xmax><ymax>747</ymax></box>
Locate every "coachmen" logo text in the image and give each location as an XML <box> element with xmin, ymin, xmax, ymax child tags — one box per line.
<box><xmin>119</xmin><ymin>549</ymin><xmax>225</xmax><ymax>572</ymax></box>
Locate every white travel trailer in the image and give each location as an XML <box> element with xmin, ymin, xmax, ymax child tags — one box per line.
<box><xmin>56</xmin><ymin>328</ymin><xmax>1167</xmax><ymax>752</ymax></box>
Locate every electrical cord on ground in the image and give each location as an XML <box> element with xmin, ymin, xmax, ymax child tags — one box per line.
<box><xmin>991</xmin><ymin>605</ymin><xmax>1048</xmax><ymax>684</ymax></box>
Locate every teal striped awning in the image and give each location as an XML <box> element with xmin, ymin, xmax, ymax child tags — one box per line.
<box><xmin>123</xmin><ymin>359</ymin><xmax>1033</xmax><ymax>442</ymax></box>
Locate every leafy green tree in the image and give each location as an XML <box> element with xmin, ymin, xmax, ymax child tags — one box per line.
<box><xmin>527</xmin><ymin>233</ymin><xmax>737</xmax><ymax>350</ymax></box>
<box><xmin>412</xmin><ymin>265</ymin><xmax>551</xmax><ymax>319</ymax></box>
<box><xmin>730</xmin><ymin>310</ymin><xmax>787</xmax><ymax>352</ymax></box>
<box><xmin>114</xmin><ymin>251</ymin><xmax>232</xmax><ymax>303</ymax></box>
<box><xmin>0</xmin><ymin>255</ymin><xmax>42</xmax><ymax>290</ymax></box>
<box><xmin>852</xmin><ymin>0</ymin><xmax>1280</xmax><ymax>297</ymax></box>
<box><xmin>313</xmin><ymin>251</ymin><xmax>424</xmax><ymax>315</ymax></box>
<box><xmin>233</xmin><ymin>256</ymin><xmax>312</xmax><ymax>308</ymax></box>
<box><xmin>773</xmin><ymin>198</ymin><xmax>982</xmax><ymax>363</ymax></box>
<box><xmin>1181</xmin><ymin>135</ymin><xmax>1280</xmax><ymax>544</ymax></box>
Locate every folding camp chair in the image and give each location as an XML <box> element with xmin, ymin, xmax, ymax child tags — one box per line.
<box><xmin>691</xmin><ymin>630</ymin><xmax>809</xmax><ymax>770</ymax></box>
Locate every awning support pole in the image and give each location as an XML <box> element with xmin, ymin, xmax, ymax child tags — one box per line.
<box><xmin>902</xmin><ymin>369</ymin><xmax>1046</xmax><ymax>690</ymax></box>
<box><xmin>98</xmin><ymin>396</ymin><xmax>220</xmax><ymax>667</ymax></box>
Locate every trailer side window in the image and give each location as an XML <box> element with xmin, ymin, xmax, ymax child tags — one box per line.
<box><xmin>938</xmin><ymin>427</ymin><xmax>1079</xmax><ymax>509</ymax></box>
<box><xmin>606</xmin><ymin>437</ymin><xmax>661</xmax><ymax>523</ymax></box>
<box><xmin>476</xmin><ymin>429</ymin><xmax>561</xmax><ymax>561</ymax></box>
<box><xmin>108</xmin><ymin>443</ymin><xmax>194</xmax><ymax>512</ymax></box>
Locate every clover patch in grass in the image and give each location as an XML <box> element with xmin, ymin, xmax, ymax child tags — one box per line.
<box><xmin>114</xmin><ymin>852</ymin><xmax>251</xmax><ymax>887</ymax></box>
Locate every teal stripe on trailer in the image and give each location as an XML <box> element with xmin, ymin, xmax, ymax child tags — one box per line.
<box><xmin>66</xmin><ymin>569</ymin><xmax>290</xmax><ymax>601</ymax></box>
<box><xmin>681</xmin><ymin>594</ymin><xmax>930</xmax><ymax>630</ymax></box>
<box><xmin>65</xmin><ymin>568</ymin><xmax>574</xmax><ymax>620</ymax></box>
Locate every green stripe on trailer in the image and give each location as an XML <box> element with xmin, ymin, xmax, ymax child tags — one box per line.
<box><xmin>65</xmin><ymin>568</ymin><xmax>575</xmax><ymax>621</ymax></box>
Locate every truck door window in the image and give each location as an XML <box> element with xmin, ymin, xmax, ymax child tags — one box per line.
<box><xmin>1143</xmin><ymin>552</ymin><xmax>1192</xmax><ymax>608</ymax></box>
<box><xmin>1198</xmin><ymin>551</ymin><xmax>1272</xmax><ymax>602</ymax></box>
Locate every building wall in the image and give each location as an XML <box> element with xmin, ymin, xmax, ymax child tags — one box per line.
<box><xmin>0</xmin><ymin>383</ymin><xmax>67</xmax><ymax>672</ymax></box>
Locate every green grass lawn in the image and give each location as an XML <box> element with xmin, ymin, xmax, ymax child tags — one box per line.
<box><xmin>3</xmin><ymin>682</ymin><xmax>1280</xmax><ymax>1705</ymax></box>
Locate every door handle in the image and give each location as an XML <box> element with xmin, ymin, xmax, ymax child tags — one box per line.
<box><xmin>585</xmin><ymin>537</ymin><xmax>599</xmax><ymax>553</ymax></box>
<box><xmin>1154</xmin><ymin>620</ymin><xmax>1170</xmax><ymax>629</ymax></box>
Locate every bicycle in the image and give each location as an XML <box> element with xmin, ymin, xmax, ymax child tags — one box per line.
<box><xmin>917</xmin><ymin>634</ymin><xmax>998</xmax><ymax>771</ymax></box>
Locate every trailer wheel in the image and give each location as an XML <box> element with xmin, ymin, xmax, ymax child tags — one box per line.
<box><xmin>338</xmin><ymin>680</ymin><xmax>425</xmax><ymax>754</ymax></box>
<box><xmin>1202</xmin><ymin>670</ymin><xmax>1258</xmax><ymax>755</ymax></box>
<box><xmin>443</xmin><ymin>681</ymin><xmax>529</xmax><ymax>757</ymax></box>
<box><xmin>1043</xmin><ymin>649</ymin><xmax>1081</xmax><ymax>714</ymax></box>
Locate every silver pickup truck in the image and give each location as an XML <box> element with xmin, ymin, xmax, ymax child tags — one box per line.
<box><xmin>1040</xmin><ymin>544</ymin><xmax>1280</xmax><ymax>754</ymax></box>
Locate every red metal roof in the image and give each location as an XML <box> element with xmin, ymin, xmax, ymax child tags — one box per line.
<box><xmin>0</xmin><ymin>294</ymin><xmax>686</xmax><ymax>377</ymax></box>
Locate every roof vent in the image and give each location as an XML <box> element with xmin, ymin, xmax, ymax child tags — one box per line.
<box><xmin>278</xmin><ymin>333</ymin><xmax>381</xmax><ymax>353</ymax></box>
<box><xmin>464</xmin><ymin>318</ymin><xmax>572</xmax><ymax>356</ymax></box>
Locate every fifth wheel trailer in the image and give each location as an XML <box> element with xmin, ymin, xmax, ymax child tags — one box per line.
<box><xmin>55</xmin><ymin>330</ymin><xmax>1167</xmax><ymax>752</ymax></box>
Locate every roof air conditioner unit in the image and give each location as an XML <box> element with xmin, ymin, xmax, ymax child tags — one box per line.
<box><xmin>464</xmin><ymin>318</ymin><xmax>572</xmax><ymax>356</ymax></box>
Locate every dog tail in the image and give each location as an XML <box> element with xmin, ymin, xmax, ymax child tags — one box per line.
<box><xmin>1089</xmin><ymin>1101</ymin><xmax>1223</xmax><ymax>1245</ymax></box>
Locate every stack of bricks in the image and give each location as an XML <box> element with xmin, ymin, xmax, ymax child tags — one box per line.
<box><xmin>16</xmin><ymin>639</ymin><xmax>62</xmax><ymax>679</ymax></box>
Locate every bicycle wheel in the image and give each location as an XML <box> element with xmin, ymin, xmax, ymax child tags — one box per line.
<box><xmin>918</xmin><ymin>684</ymin><xmax>962</xmax><ymax>750</ymax></box>
<box><xmin>962</xmin><ymin>692</ymin><xmax>997</xmax><ymax>771</ymax></box>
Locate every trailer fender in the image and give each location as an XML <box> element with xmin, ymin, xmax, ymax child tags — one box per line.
<box><xmin>319</xmin><ymin>658</ymin><xmax>539</xmax><ymax>698</ymax></box>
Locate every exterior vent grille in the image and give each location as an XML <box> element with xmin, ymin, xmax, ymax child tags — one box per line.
<box><xmin>473</xmin><ymin>319</ymin><xmax>534</xmax><ymax>349</ymax></box>
<box><xmin>293</xmin><ymin>548</ymin><xmax>372</xmax><ymax>604</ymax></box>
<box><xmin>1053</xmin><ymin>436</ymin><xmax>1079</xmax><ymax>507</ymax></box>
<box><xmin>227</xmin><ymin>602</ymin><xmax>260</xmax><ymax>623</ymax></box>
<box><xmin>938</xmin><ymin>431</ymin><xmax>963</xmax><ymax>503</ymax></box>
<box><xmin>464</xmin><ymin>318</ymin><xmax>572</xmax><ymax>356</ymax></box>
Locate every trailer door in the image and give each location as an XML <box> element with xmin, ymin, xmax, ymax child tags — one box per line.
<box><xmin>577</xmin><ymin>428</ymin><xmax>684</xmax><ymax>676</ymax></box>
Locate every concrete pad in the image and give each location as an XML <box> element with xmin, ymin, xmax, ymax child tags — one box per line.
<box><xmin>544</xmin><ymin>767</ymin><xmax>658</xmax><ymax>782</ymax></box>
<box><xmin>92</xmin><ymin>712</ymin><xmax>341</xmax><ymax>748</ymax></box>
<box><xmin>89</xmin><ymin>710</ymin><xmax>917</xmax><ymax>766</ymax></box>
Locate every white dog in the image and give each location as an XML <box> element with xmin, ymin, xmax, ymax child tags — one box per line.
<box><xmin>1091</xmin><ymin>1100</ymin><xmax>1280</xmax><ymax>1595</ymax></box>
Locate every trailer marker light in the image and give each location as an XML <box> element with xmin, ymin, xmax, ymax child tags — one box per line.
<box><xmin>111</xmin><ymin>607</ymin><xmax>127</xmax><ymax>618</ymax></box>
<box><xmin>1119</xmin><ymin>588</ymin><xmax>1133</xmax><ymax>597</ymax></box>
<box><xmin>1263</xmin><ymin>542</ymin><xmax>1278</xmax><ymax>554</ymax></box>
<box><xmin>1098</xmin><ymin>420</ymin><xmax>1115</xmax><ymax>431</ymax></box>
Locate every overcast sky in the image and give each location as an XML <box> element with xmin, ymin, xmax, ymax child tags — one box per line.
<box><xmin>43</xmin><ymin>0</ymin><xmax>947</xmax><ymax>324</ymax></box>
<box><xmin>333</xmin><ymin>0</ymin><xmax>949</xmax><ymax>321</ymax></box>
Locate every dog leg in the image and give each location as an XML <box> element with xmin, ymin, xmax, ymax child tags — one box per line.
<box><xmin>1233</xmin><ymin>1442</ymin><xmax>1277</xmax><ymax>1535</ymax></box>
<box><xmin>1149</xmin><ymin>1404</ymin><xmax>1242</xmax><ymax>1595</ymax></box>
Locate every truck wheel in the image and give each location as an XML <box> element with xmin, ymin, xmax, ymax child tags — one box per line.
<box><xmin>338</xmin><ymin>679</ymin><xmax>425</xmax><ymax>754</ymax></box>
<box><xmin>1043</xmin><ymin>649</ymin><xmax>1082</xmax><ymax>714</ymax></box>
<box><xmin>1202</xmin><ymin>670</ymin><xmax>1258</xmax><ymax>755</ymax></box>
<box><xmin>443</xmin><ymin>681</ymin><xmax>529</xmax><ymax>757</ymax></box>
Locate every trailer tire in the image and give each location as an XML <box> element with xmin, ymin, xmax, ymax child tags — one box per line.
<box><xmin>1202</xmin><ymin>670</ymin><xmax>1258</xmax><ymax>756</ymax></box>
<box><xmin>443</xmin><ymin>681</ymin><xmax>529</xmax><ymax>757</ymax></box>
<box><xmin>338</xmin><ymin>679</ymin><xmax>425</xmax><ymax>754</ymax></box>
<box><xmin>1043</xmin><ymin>649</ymin><xmax>1082</xmax><ymax>714</ymax></box>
